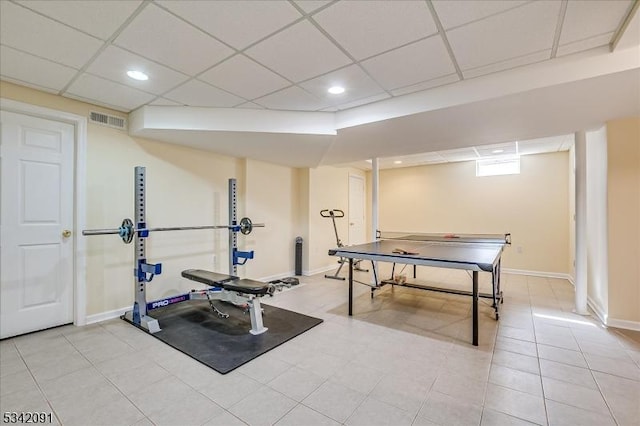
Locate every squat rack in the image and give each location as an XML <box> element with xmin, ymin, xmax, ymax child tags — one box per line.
<box><xmin>82</xmin><ymin>166</ymin><xmax>263</xmax><ymax>333</ymax></box>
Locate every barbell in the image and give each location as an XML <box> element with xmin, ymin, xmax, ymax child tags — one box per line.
<box><xmin>83</xmin><ymin>217</ymin><xmax>263</xmax><ymax>244</ymax></box>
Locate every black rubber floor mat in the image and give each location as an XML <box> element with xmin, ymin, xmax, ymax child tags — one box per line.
<box><xmin>125</xmin><ymin>300</ymin><xmax>322</xmax><ymax>374</ymax></box>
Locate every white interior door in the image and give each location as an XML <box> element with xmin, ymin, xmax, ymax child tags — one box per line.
<box><xmin>1</xmin><ymin>110</ymin><xmax>75</xmax><ymax>338</ymax></box>
<box><xmin>348</xmin><ymin>175</ymin><xmax>366</xmax><ymax>245</ymax></box>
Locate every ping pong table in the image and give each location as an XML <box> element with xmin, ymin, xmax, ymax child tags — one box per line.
<box><xmin>328</xmin><ymin>232</ymin><xmax>510</xmax><ymax>346</ymax></box>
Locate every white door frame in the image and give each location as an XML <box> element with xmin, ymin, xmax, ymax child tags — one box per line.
<box><xmin>1</xmin><ymin>98</ymin><xmax>88</xmax><ymax>327</ymax></box>
<box><xmin>348</xmin><ymin>174</ymin><xmax>366</xmax><ymax>245</ymax></box>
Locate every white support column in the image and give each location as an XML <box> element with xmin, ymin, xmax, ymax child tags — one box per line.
<box><xmin>371</xmin><ymin>158</ymin><xmax>379</xmax><ymax>284</ymax></box>
<box><xmin>371</xmin><ymin>158</ymin><xmax>379</xmax><ymax>238</ymax></box>
<box><xmin>574</xmin><ymin>131</ymin><xmax>589</xmax><ymax>315</ymax></box>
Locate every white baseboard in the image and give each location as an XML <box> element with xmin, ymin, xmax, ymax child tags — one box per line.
<box><xmin>303</xmin><ymin>264</ymin><xmax>341</xmax><ymax>276</ymax></box>
<box><xmin>587</xmin><ymin>296</ymin><xmax>608</xmax><ymax>325</ymax></box>
<box><xmin>86</xmin><ymin>306</ymin><xmax>130</xmax><ymax>325</ymax></box>
<box><xmin>257</xmin><ymin>270</ymin><xmax>298</xmax><ymax>282</ymax></box>
<box><xmin>607</xmin><ymin>317</ymin><xmax>640</xmax><ymax>331</ymax></box>
<box><xmin>503</xmin><ymin>268</ymin><xmax>572</xmax><ymax>281</ymax></box>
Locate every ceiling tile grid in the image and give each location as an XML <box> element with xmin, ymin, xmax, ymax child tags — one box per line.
<box><xmin>157</xmin><ymin>0</ymin><xmax>302</xmax><ymax>50</ymax></box>
<box><xmin>66</xmin><ymin>73</ymin><xmax>156</xmax><ymax>111</ymax></box>
<box><xmin>198</xmin><ymin>54</ymin><xmax>292</xmax><ymax>100</ymax></box>
<box><xmin>15</xmin><ymin>0</ymin><xmax>144</xmax><ymax>40</ymax></box>
<box><xmin>0</xmin><ymin>1</ymin><xmax>103</xmax><ymax>69</ymax></box>
<box><xmin>86</xmin><ymin>46</ymin><xmax>189</xmax><ymax>95</ymax></box>
<box><xmin>312</xmin><ymin>0</ymin><xmax>438</xmax><ymax>60</ymax></box>
<box><xmin>445</xmin><ymin>1</ymin><xmax>562</xmax><ymax>71</ymax></box>
<box><xmin>298</xmin><ymin>64</ymin><xmax>386</xmax><ymax>107</ymax></box>
<box><xmin>0</xmin><ymin>45</ymin><xmax>77</xmax><ymax>92</ymax></box>
<box><xmin>244</xmin><ymin>20</ymin><xmax>352</xmax><ymax>82</ymax></box>
<box><xmin>163</xmin><ymin>79</ymin><xmax>245</xmax><ymax>108</ymax></box>
<box><xmin>360</xmin><ymin>36</ymin><xmax>456</xmax><ymax>91</ymax></box>
<box><xmin>113</xmin><ymin>3</ymin><xmax>234</xmax><ymax>76</ymax></box>
<box><xmin>0</xmin><ymin>0</ymin><xmax>636</xmax><ymax>117</ymax></box>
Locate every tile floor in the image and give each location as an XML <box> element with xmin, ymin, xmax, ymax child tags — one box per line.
<box><xmin>1</xmin><ymin>267</ymin><xmax>639</xmax><ymax>426</ymax></box>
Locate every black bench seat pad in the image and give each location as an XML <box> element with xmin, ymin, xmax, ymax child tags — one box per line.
<box><xmin>182</xmin><ymin>269</ymin><xmax>269</xmax><ymax>296</ymax></box>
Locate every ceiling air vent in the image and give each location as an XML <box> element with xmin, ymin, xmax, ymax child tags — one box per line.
<box><xmin>89</xmin><ymin>111</ymin><xmax>127</xmax><ymax>130</ymax></box>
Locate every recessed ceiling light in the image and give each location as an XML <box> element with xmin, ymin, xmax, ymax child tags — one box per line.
<box><xmin>394</xmin><ymin>160</ymin><xmax>402</xmax><ymax>164</ymax></box>
<box><xmin>127</xmin><ymin>70</ymin><xmax>148</xmax><ymax>81</ymax></box>
<box><xmin>492</xmin><ymin>149</ymin><xmax>504</xmax><ymax>154</ymax></box>
<box><xmin>328</xmin><ymin>86</ymin><xmax>345</xmax><ymax>94</ymax></box>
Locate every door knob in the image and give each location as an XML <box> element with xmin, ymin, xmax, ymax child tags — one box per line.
<box><xmin>62</xmin><ymin>230</ymin><xmax>72</xmax><ymax>238</ymax></box>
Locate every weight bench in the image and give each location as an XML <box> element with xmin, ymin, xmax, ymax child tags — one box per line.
<box><xmin>181</xmin><ymin>269</ymin><xmax>270</xmax><ymax>335</ymax></box>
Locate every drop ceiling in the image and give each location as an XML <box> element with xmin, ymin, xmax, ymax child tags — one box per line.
<box><xmin>1</xmin><ymin>0</ymin><xmax>639</xmax><ymax>168</ymax></box>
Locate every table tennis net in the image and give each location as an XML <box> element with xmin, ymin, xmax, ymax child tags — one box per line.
<box><xmin>376</xmin><ymin>231</ymin><xmax>511</xmax><ymax>245</ymax></box>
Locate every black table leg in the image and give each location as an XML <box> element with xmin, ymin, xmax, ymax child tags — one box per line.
<box><xmin>348</xmin><ymin>258</ymin><xmax>353</xmax><ymax>316</ymax></box>
<box><xmin>473</xmin><ymin>271</ymin><xmax>478</xmax><ymax>346</ymax></box>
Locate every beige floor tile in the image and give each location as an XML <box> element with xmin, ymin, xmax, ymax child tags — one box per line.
<box><xmin>584</xmin><ymin>352</ymin><xmax>640</xmax><ymax>381</ymax></box>
<box><xmin>227</xmin><ymin>386</ymin><xmax>295</xmax><ymax>426</ymax></box>
<box><xmin>539</xmin><ymin>359</ymin><xmax>597</xmax><ymax>389</ymax></box>
<box><xmin>481</xmin><ymin>408</ymin><xmax>538</xmax><ymax>425</ymax></box>
<box><xmin>268</xmin><ymin>366</ymin><xmax>325</xmax><ymax>401</ymax></box>
<box><xmin>432</xmin><ymin>370</ymin><xmax>488</xmax><ymax>405</ymax></box>
<box><xmin>495</xmin><ymin>336</ymin><xmax>538</xmax><ymax>357</ymax></box>
<box><xmin>149</xmin><ymin>391</ymin><xmax>224</xmax><ymax>426</ymax></box>
<box><xmin>545</xmin><ymin>399</ymin><xmax>615</xmax><ymax>426</ymax></box>
<box><xmin>302</xmin><ymin>380</ymin><xmax>366</xmax><ymax>423</ymax></box>
<box><xmin>536</xmin><ymin>344</ymin><xmax>587</xmax><ymax>368</ymax></box>
<box><xmin>199</xmin><ymin>372</ymin><xmax>262</xmax><ymax>409</ymax></box>
<box><xmin>492</xmin><ymin>350</ymin><xmax>540</xmax><ymax>375</ymax></box>
<box><xmin>346</xmin><ymin>396</ymin><xmax>413</xmax><ymax>426</ymax></box>
<box><xmin>275</xmin><ymin>404</ymin><xmax>339</xmax><ymax>426</ymax></box>
<box><xmin>485</xmin><ymin>383</ymin><xmax>546</xmax><ymax>425</ymax></box>
<box><xmin>489</xmin><ymin>364</ymin><xmax>542</xmax><ymax>396</ymax></box>
<box><xmin>417</xmin><ymin>390</ymin><xmax>483</xmax><ymax>426</ymax></box>
<box><xmin>369</xmin><ymin>370</ymin><xmax>434</xmax><ymax>416</ymax></box>
<box><xmin>541</xmin><ymin>377</ymin><xmax>609</xmax><ymax>413</ymax></box>
<box><xmin>1</xmin><ymin>272</ymin><xmax>632</xmax><ymax>426</ymax></box>
<box><xmin>0</xmin><ymin>369</ymin><xmax>38</xmax><ymax>396</ymax></box>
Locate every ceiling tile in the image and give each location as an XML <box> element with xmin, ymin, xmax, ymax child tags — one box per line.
<box><xmin>560</xmin><ymin>0</ymin><xmax>632</xmax><ymax>45</ymax></box>
<box><xmin>236</xmin><ymin>102</ymin><xmax>266</xmax><ymax>110</ymax></box>
<box><xmin>0</xmin><ymin>1</ymin><xmax>103</xmax><ymax>69</ymax></box>
<box><xmin>164</xmin><ymin>80</ymin><xmax>244</xmax><ymax>107</ymax></box>
<box><xmin>476</xmin><ymin>142</ymin><xmax>518</xmax><ymax>157</ymax></box>
<box><xmin>87</xmin><ymin>46</ymin><xmax>189</xmax><ymax>94</ymax></box>
<box><xmin>114</xmin><ymin>3</ymin><xmax>234</xmax><ymax>75</ymax></box>
<box><xmin>157</xmin><ymin>0</ymin><xmax>301</xmax><ymax>50</ymax></box>
<box><xmin>557</xmin><ymin>33</ymin><xmax>614</xmax><ymax>57</ymax></box>
<box><xmin>253</xmin><ymin>86</ymin><xmax>330</xmax><ymax>111</ymax></box>
<box><xmin>462</xmin><ymin>50</ymin><xmax>551</xmax><ymax>79</ymax></box>
<box><xmin>432</xmin><ymin>0</ymin><xmax>528</xmax><ymax>30</ymax></box>
<box><xmin>313</xmin><ymin>0</ymin><xmax>437</xmax><ymax>60</ymax></box>
<box><xmin>0</xmin><ymin>45</ymin><xmax>77</xmax><ymax>92</ymax></box>
<box><xmin>65</xmin><ymin>73</ymin><xmax>155</xmax><ymax>111</ymax></box>
<box><xmin>361</xmin><ymin>36</ymin><xmax>455</xmax><ymax>91</ymax></box>
<box><xmin>333</xmin><ymin>93</ymin><xmax>391</xmax><ymax>111</ymax></box>
<box><xmin>245</xmin><ymin>20</ymin><xmax>352</xmax><ymax>82</ymax></box>
<box><xmin>15</xmin><ymin>0</ymin><xmax>142</xmax><ymax>40</ymax></box>
<box><xmin>517</xmin><ymin>135</ymin><xmax>573</xmax><ymax>156</ymax></box>
<box><xmin>446</xmin><ymin>1</ymin><xmax>561</xmax><ymax>71</ymax></box>
<box><xmin>390</xmin><ymin>73</ymin><xmax>460</xmax><ymax>96</ymax></box>
<box><xmin>299</xmin><ymin>65</ymin><xmax>386</xmax><ymax>107</ymax></box>
<box><xmin>437</xmin><ymin>148</ymin><xmax>479</xmax><ymax>162</ymax></box>
<box><xmin>199</xmin><ymin>54</ymin><xmax>291</xmax><ymax>100</ymax></box>
<box><xmin>149</xmin><ymin>98</ymin><xmax>182</xmax><ymax>106</ymax></box>
<box><xmin>294</xmin><ymin>1</ymin><xmax>332</xmax><ymax>15</ymax></box>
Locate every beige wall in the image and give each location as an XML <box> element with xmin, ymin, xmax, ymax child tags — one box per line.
<box><xmin>0</xmin><ymin>81</ymin><xmax>299</xmax><ymax>316</ymax></box>
<box><xmin>244</xmin><ymin>159</ymin><xmax>301</xmax><ymax>280</ymax></box>
<box><xmin>607</xmin><ymin>117</ymin><xmax>640</xmax><ymax>324</ymax></box>
<box><xmin>375</xmin><ymin>152</ymin><xmax>570</xmax><ymax>274</ymax></box>
<box><xmin>306</xmin><ymin>166</ymin><xmax>367</xmax><ymax>274</ymax></box>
